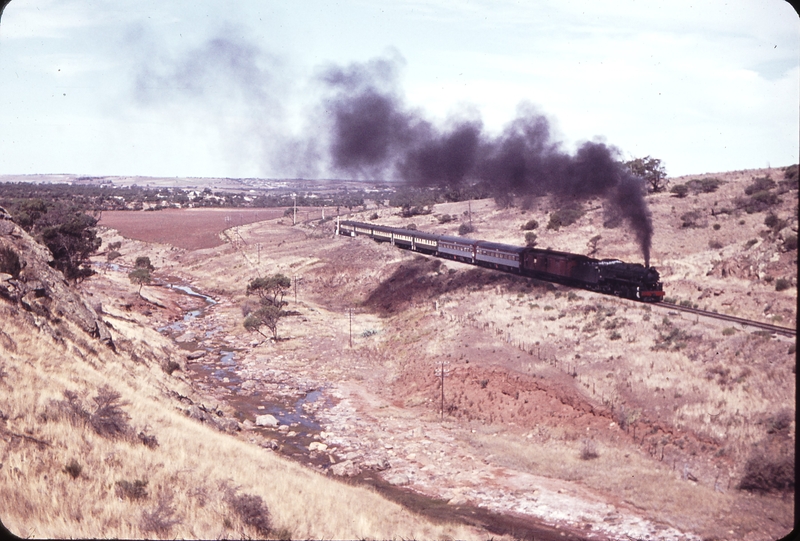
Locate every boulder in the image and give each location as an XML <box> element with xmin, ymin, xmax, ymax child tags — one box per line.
<box><xmin>309</xmin><ymin>442</ymin><xmax>328</xmax><ymax>452</ymax></box>
<box><xmin>385</xmin><ymin>473</ymin><xmax>409</xmax><ymax>486</ymax></box>
<box><xmin>330</xmin><ymin>459</ymin><xmax>361</xmax><ymax>477</ymax></box>
<box><xmin>255</xmin><ymin>414</ymin><xmax>279</xmax><ymax>428</ymax></box>
<box><xmin>186</xmin><ymin>350</ymin><xmax>207</xmax><ymax>360</ymax></box>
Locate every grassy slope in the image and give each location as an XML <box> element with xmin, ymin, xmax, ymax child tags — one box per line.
<box><xmin>0</xmin><ymin>282</ymin><xmax>480</xmax><ymax>538</ymax></box>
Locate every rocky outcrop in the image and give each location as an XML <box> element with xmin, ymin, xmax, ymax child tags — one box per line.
<box><xmin>0</xmin><ymin>218</ymin><xmax>113</xmax><ymax>349</ymax></box>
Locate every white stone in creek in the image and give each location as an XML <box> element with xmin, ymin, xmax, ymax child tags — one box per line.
<box><xmin>278</xmin><ymin>425</ymin><xmax>289</xmax><ymax>432</ymax></box>
<box><xmin>309</xmin><ymin>442</ymin><xmax>328</xmax><ymax>452</ymax></box>
<box><xmin>255</xmin><ymin>414</ymin><xmax>279</xmax><ymax>427</ymax></box>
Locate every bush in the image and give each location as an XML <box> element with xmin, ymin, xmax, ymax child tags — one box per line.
<box><xmin>784</xmin><ymin>164</ymin><xmax>799</xmax><ymax>182</ymax></box>
<box><xmin>524</xmin><ymin>232</ymin><xmax>537</xmax><ymax>247</ymax></box>
<box><xmin>580</xmin><ymin>439</ymin><xmax>600</xmax><ymax>460</ymax></box>
<box><xmin>437</xmin><ymin>214</ymin><xmax>453</xmax><ymax>224</ymax></box>
<box><xmin>775</xmin><ymin>278</ymin><xmax>791</xmax><ymax>291</ymax></box>
<box><xmin>670</xmin><ymin>184</ymin><xmax>689</xmax><ymax>198</ymax></box>
<box><xmin>712</xmin><ymin>223</ymin><xmax>721</xmax><ymax>231</ymax></box>
<box><xmin>106</xmin><ymin>250</ymin><xmax>121</xmax><ymax>261</ymax></box>
<box><xmin>547</xmin><ymin>207</ymin><xmax>584</xmax><ymax>231</ymax></box>
<box><xmin>744</xmin><ymin>239</ymin><xmax>758</xmax><ymax>249</ymax></box>
<box><xmin>738</xmin><ymin>452</ymin><xmax>794</xmax><ymax>493</ymax></box>
<box><xmin>782</xmin><ymin>234</ymin><xmax>797</xmax><ymax>251</ymax></box>
<box><xmin>108</xmin><ymin>241</ymin><xmax>122</xmax><ymax>251</ymax></box>
<box><xmin>722</xmin><ymin>327</ymin><xmax>736</xmax><ymax>336</ymax></box>
<box><xmin>368</xmin><ymin>212</ymin><xmax>379</xmax><ymax>220</ymax></box>
<box><xmin>90</xmin><ymin>386</ymin><xmax>131</xmax><ymax>439</ymax></box>
<box><xmin>680</xmin><ymin>211</ymin><xmax>704</xmax><ymax>228</ymax></box>
<box><xmin>744</xmin><ymin>176</ymin><xmax>776</xmax><ymax>195</ymax></box>
<box><xmin>63</xmin><ymin>459</ymin><xmax>82</xmax><ymax>479</ymax></box>
<box><xmin>521</xmin><ymin>219</ymin><xmax>539</xmax><ymax>230</ymax></box>
<box><xmin>226</xmin><ymin>492</ymin><xmax>272</xmax><ymax>537</ymax></box>
<box><xmin>116</xmin><ymin>479</ymin><xmax>149</xmax><ymax>500</ymax></box>
<box><xmin>458</xmin><ymin>223</ymin><xmax>475</xmax><ymax>236</ymax></box>
<box><xmin>0</xmin><ymin>246</ymin><xmax>21</xmax><ymax>278</ymax></box>
<box><xmin>140</xmin><ymin>492</ymin><xmax>181</xmax><ymax>535</ymax></box>
<box><xmin>708</xmin><ymin>240</ymin><xmax>723</xmax><ymax>250</ymax></box>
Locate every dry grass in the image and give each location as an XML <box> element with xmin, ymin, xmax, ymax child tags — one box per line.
<box><xmin>0</xmin><ymin>301</ymin><xmax>481</xmax><ymax>540</ymax></box>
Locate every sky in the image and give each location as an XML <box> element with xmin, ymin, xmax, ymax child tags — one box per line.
<box><xmin>0</xmin><ymin>0</ymin><xmax>797</xmax><ymax>180</ymax></box>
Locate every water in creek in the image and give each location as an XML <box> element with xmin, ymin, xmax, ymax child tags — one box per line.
<box><xmin>163</xmin><ymin>281</ymin><xmax>580</xmax><ymax>540</ymax></box>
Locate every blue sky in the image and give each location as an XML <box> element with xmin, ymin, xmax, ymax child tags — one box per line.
<box><xmin>0</xmin><ymin>0</ymin><xmax>797</xmax><ymax>179</ymax></box>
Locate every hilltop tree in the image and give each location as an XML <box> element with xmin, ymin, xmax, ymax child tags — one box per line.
<box><xmin>626</xmin><ymin>156</ymin><xmax>668</xmax><ymax>193</ymax></box>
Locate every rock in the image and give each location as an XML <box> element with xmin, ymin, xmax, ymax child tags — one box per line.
<box><xmin>186</xmin><ymin>350</ymin><xmax>207</xmax><ymax>360</ymax></box>
<box><xmin>363</xmin><ymin>457</ymin><xmax>391</xmax><ymax>471</ymax></box>
<box><xmin>278</xmin><ymin>425</ymin><xmax>289</xmax><ymax>432</ymax></box>
<box><xmin>217</xmin><ymin>418</ymin><xmax>241</xmax><ymax>433</ymax></box>
<box><xmin>385</xmin><ymin>473</ymin><xmax>409</xmax><ymax>486</ymax></box>
<box><xmin>309</xmin><ymin>442</ymin><xmax>328</xmax><ymax>452</ymax></box>
<box><xmin>448</xmin><ymin>494</ymin><xmax>469</xmax><ymax>506</ymax></box>
<box><xmin>255</xmin><ymin>414</ymin><xmax>279</xmax><ymax>428</ymax></box>
<box><xmin>330</xmin><ymin>459</ymin><xmax>361</xmax><ymax>477</ymax></box>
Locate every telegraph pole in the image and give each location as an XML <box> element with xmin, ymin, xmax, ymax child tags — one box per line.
<box><xmin>292</xmin><ymin>193</ymin><xmax>297</xmax><ymax>226</ymax></box>
<box><xmin>434</xmin><ymin>359</ymin><xmax>450</xmax><ymax>421</ymax></box>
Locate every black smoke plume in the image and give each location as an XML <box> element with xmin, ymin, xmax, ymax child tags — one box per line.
<box><xmin>319</xmin><ymin>56</ymin><xmax>653</xmax><ymax>265</ymax></box>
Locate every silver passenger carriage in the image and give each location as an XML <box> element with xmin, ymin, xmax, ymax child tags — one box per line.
<box><xmin>475</xmin><ymin>241</ymin><xmax>525</xmax><ymax>272</ymax></box>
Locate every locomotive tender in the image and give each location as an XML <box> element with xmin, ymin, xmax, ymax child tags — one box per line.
<box><xmin>338</xmin><ymin>220</ymin><xmax>664</xmax><ymax>302</ymax></box>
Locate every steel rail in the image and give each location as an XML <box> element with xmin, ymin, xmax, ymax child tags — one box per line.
<box><xmin>657</xmin><ymin>302</ymin><xmax>796</xmax><ymax>337</ymax></box>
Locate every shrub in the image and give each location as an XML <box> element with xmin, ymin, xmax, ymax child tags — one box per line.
<box><xmin>524</xmin><ymin>232</ymin><xmax>537</xmax><ymax>247</ymax></box>
<box><xmin>458</xmin><ymin>223</ymin><xmax>475</xmax><ymax>236</ymax></box>
<box><xmin>138</xmin><ymin>431</ymin><xmax>159</xmax><ymax>449</ymax></box>
<box><xmin>670</xmin><ymin>184</ymin><xmax>689</xmax><ymax>198</ymax></box>
<box><xmin>116</xmin><ymin>479</ymin><xmax>149</xmax><ymax>500</ymax></box>
<box><xmin>695</xmin><ymin>177</ymin><xmax>722</xmax><ymax>193</ymax></box>
<box><xmin>63</xmin><ymin>459</ymin><xmax>82</xmax><ymax>479</ymax></box>
<box><xmin>521</xmin><ymin>219</ymin><xmax>539</xmax><ymax>230</ymax></box>
<box><xmin>106</xmin><ymin>250</ymin><xmax>121</xmax><ymax>261</ymax></box>
<box><xmin>722</xmin><ymin>327</ymin><xmax>736</xmax><ymax>336</ymax></box>
<box><xmin>775</xmin><ymin>278</ymin><xmax>791</xmax><ymax>291</ymax></box>
<box><xmin>744</xmin><ymin>176</ymin><xmax>776</xmax><ymax>195</ymax></box>
<box><xmin>609</xmin><ymin>331</ymin><xmax>622</xmax><ymax>341</ymax></box>
<box><xmin>712</xmin><ymin>223</ymin><xmax>721</xmax><ymax>230</ymax></box>
<box><xmin>140</xmin><ymin>491</ymin><xmax>181</xmax><ymax>535</ymax></box>
<box><xmin>437</xmin><ymin>214</ymin><xmax>453</xmax><ymax>224</ymax></box>
<box><xmin>0</xmin><ymin>246</ymin><xmax>21</xmax><ymax>278</ymax></box>
<box><xmin>783</xmin><ymin>234</ymin><xmax>797</xmax><ymax>251</ymax></box>
<box><xmin>226</xmin><ymin>492</ymin><xmax>272</xmax><ymax>537</ymax></box>
<box><xmin>107</xmin><ymin>241</ymin><xmax>122</xmax><ymax>251</ymax></box>
<box><xmin>547</xmin><ymin>206</ymin><xmax>584</xmax><ymax>230</ymax></box>
<box><xmin>90</xmin><ymin>386</ymin><xmax>131</xmax><ymax>439</ymax></box>
<box><xmin>680</xmin><ymin>210</ymin><xmax>704</xmax><ymax>228</ymax></box>
<box><xmin>368</xmin><ymin>212</ymin><xmax>379</xmax><ymax>220</ymax></box>
<box><xmin>738</xmin><ymin>452</ymin><xmax>794</xmax><ymax>493</ymax></box>
<box><xmin>580</xmin><ymin>439</ymin><xmax>599</xmax><ymax>460</ymax></box>
<box><xmin>744</xmin><ymin>239</ymin><xmax>758</xmax><ymax>250</ymax></box>
<box><xmin>708</xmin><ymin>240</ymin><xmax>723</xmax><ymax>250</ymax></box>
<box><xmin>784</xmin><ymin>164</ymin><xmax>799</xmax><ymax>181</ymax></box>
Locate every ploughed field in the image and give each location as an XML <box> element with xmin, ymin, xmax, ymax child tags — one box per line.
<box><xmin>99</xmin><ymin>207</ymin><xmax>327</xmax><ymax>250</ymax></box>
<box><xmin>84</xmin><ymin>168</ymin><xmax>795</xmax><ymax>541</ymax></box>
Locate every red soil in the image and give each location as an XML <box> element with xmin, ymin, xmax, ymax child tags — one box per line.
<box><xmin>99</xmin><ymin>208</ymin><xmax>324</xmax><ymax>250</ymax></box>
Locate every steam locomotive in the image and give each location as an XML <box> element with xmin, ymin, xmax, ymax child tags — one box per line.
<box><xmin>337</xmin><ymin>220</ymin><xmax>664</xmax><ymax>302</ymax></box>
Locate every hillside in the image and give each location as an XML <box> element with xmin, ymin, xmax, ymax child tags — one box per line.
<box><xmin>0</xmin><ymin>213</ymin><xmax>481</xmax><ymax>538</ymax></box>
<box><xmin>1</xmin><ymin>166</ymin><xmax>796</xmax><ymax>540</ymax></box>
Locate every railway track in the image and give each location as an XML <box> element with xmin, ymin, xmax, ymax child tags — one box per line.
<box><xmin>657</xmin><ymin>301</ymin><xmax>796</xmax><ymax>337</ymax></box>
